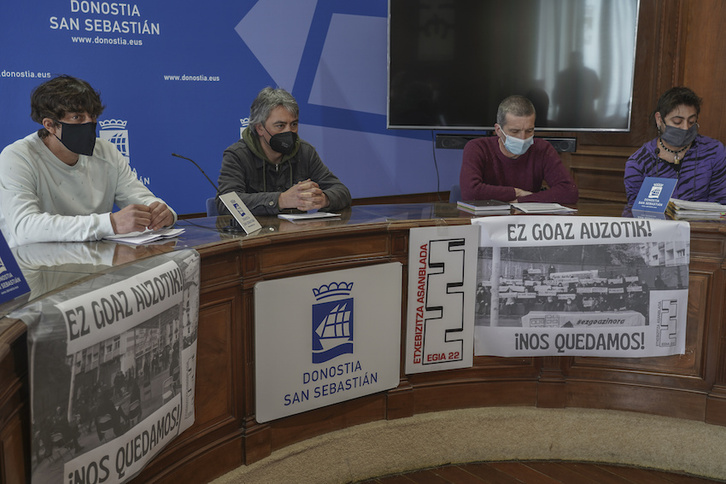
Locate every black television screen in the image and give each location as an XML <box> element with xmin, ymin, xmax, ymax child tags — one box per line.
<box><xmin>388</xmin><ymin>0</ymin><xmax>640</xmax><ymax>132</ymax></box>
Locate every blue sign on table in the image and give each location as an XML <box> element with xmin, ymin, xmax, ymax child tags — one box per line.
<box><xmin>632</xmin><ymin>177</ymin><xmax>677</xmax><ymax>216</ymax></box>
<box><xmin>0</xmin><ymin>230</ymin><xmax>30</xmax><ymax>306</ymax></box>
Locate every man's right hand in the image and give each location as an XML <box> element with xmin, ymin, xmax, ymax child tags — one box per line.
<box><xmin>110</xmin><ymin>204</ymin><xmax>152</xmax><ymax>234</ymax></box>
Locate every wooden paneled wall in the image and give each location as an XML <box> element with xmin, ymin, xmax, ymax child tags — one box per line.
<box><xmin>682</xmin><ymin>1</ymin><xmax>726</xmax><ymax>141</ymax></box>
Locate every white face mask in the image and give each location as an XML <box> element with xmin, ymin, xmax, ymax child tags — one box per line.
<box><xmin>501</xmin><ymin>130</ymin><xmax>534</xmax><ymax>156</ymax></box>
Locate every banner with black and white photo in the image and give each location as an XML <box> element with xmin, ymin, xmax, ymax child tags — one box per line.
<box><xmin>12</xmin><ymin>250</ymin><xmax>200</xmax><ymax>484</ymax></box>
<box><xmin>473</xmin><ymin>216</ymin><xmax>689</xmax><ymax>357</ymax></box>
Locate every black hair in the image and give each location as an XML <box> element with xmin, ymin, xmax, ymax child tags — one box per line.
<box><xmin>654</xmin><ymin>87</ymin><xmax>701</xmax><ymax>127</ymax></box>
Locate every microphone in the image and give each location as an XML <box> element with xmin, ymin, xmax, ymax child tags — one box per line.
<box><xmin>171</xmin><ymin>153</ymin><xmax>219</xmax><ymax>193</ymax></box>
<box><xmin>171</xmin><ymin>153</ymin><xmax>243</xmax><ymax>232</ymax></box>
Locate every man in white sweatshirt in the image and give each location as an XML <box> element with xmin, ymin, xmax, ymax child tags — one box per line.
<box><xmin>0</xmin><ymin>75</ymin><xmax>176</xmax><ymax>248</ymax></box>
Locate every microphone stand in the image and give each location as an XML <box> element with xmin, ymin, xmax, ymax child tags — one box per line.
<box><xmin>171</xmin><ymin>153</ymin><xmax>244</xmax><ymax>233</ymax></box>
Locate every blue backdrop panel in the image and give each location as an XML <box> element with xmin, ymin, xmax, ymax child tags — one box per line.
<box><xmin>0</xmin><ymin>1</ymin><xmax>461</xmax><ymax>215</ymax></box>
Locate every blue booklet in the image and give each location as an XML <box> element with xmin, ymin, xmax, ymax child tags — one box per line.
<box><xmin>0</xmin><ymin>230</ymin><xmax>30</xmax><ymax>307</ymax></box>
<box><xmin>632</xmin><ymin>177</ymin><xmax>677</xmax><ymax>215</ymax></box>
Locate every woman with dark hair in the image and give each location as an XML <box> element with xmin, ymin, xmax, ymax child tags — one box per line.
<box><xmin>624</xmin><ymin>87</ymin><xmax>726</xmax><ymax>205</ymax></box>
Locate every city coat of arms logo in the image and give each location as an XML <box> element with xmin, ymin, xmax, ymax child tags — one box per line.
<box><xmin>312</xmin><ymin>282</ymin><xmax>354</xmax><ymax>363</ymax></box>
<box><xmin>99</xmin><ymin>119</ymin><xmax>130</xmax><ymax>159</ymax></box>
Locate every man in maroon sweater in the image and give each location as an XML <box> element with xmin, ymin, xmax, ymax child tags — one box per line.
<box><xmin>459</xmin><ymin>95</ymin><xmax>578</xmax><ymax>204</ymax></box>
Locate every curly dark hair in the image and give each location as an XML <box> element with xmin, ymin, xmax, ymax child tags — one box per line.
<box><xmin>30</xmin><ymin>75</ymin><xmax>105</xmax><ymax>138</ymax></box>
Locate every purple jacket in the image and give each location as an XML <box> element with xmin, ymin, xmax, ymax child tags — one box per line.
<box><xmin>624</xmin><ymin>135</ymin><xmax>726</xmax><ymax>205</ymax></box>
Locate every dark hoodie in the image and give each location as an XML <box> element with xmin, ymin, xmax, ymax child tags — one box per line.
<box><xmin>216</xmin><ymin>127</ymin><xmax>351</xmax><ymax>216</ymax></box>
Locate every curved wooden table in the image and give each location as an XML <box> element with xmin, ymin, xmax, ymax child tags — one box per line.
<box><xmin>2</xmin><ymin>202</ymin><xmax>725</xmax><ymax>483</ymax></box>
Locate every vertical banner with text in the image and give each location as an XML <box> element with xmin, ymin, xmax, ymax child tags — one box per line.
<box><xmin>405</xmin><ymin>224</ymin><xmax>479</xmax><ymax>374</ymax></box>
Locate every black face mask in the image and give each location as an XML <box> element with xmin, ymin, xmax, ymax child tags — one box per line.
<box><xmin>263</xmin><ymin>127</ymin><xmax>298</xmax><ymax>155</ymax></box>
<box><xmin>55</xmin><ymin>121</ymin><xmax>97</xmax><ymax>156</ymax></box>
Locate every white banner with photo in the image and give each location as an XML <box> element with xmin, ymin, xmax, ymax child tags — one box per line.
<box><xmin>405</xmin><ymin>225</ymin><xmax>479</xmax><ymax>374</ymax></box>
<box><xmin>12</xmin><ymin>250</ymin><xmax>200</xmax><ymax>484</ymax></box>
<box><xmin>473</xmin><ymin>216</ymin><xmax>690</xmax><ymax>357</ymax></box>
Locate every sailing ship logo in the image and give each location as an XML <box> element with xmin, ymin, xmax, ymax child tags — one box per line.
<box><xmin>312</xmin><ymin>282</ymin><xmax>354</xmax><ymax>363</ymax></box>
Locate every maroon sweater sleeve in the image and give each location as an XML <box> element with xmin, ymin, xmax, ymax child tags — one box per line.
<box><xmin>460</xmin><ymin>137</ymin><xmax>517</xmax><ymax>202</ymax></box>
<box><xmin>518</xmin><ymin>141</ymin><xmax>579</xmax><ymax>204</ymax></box>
